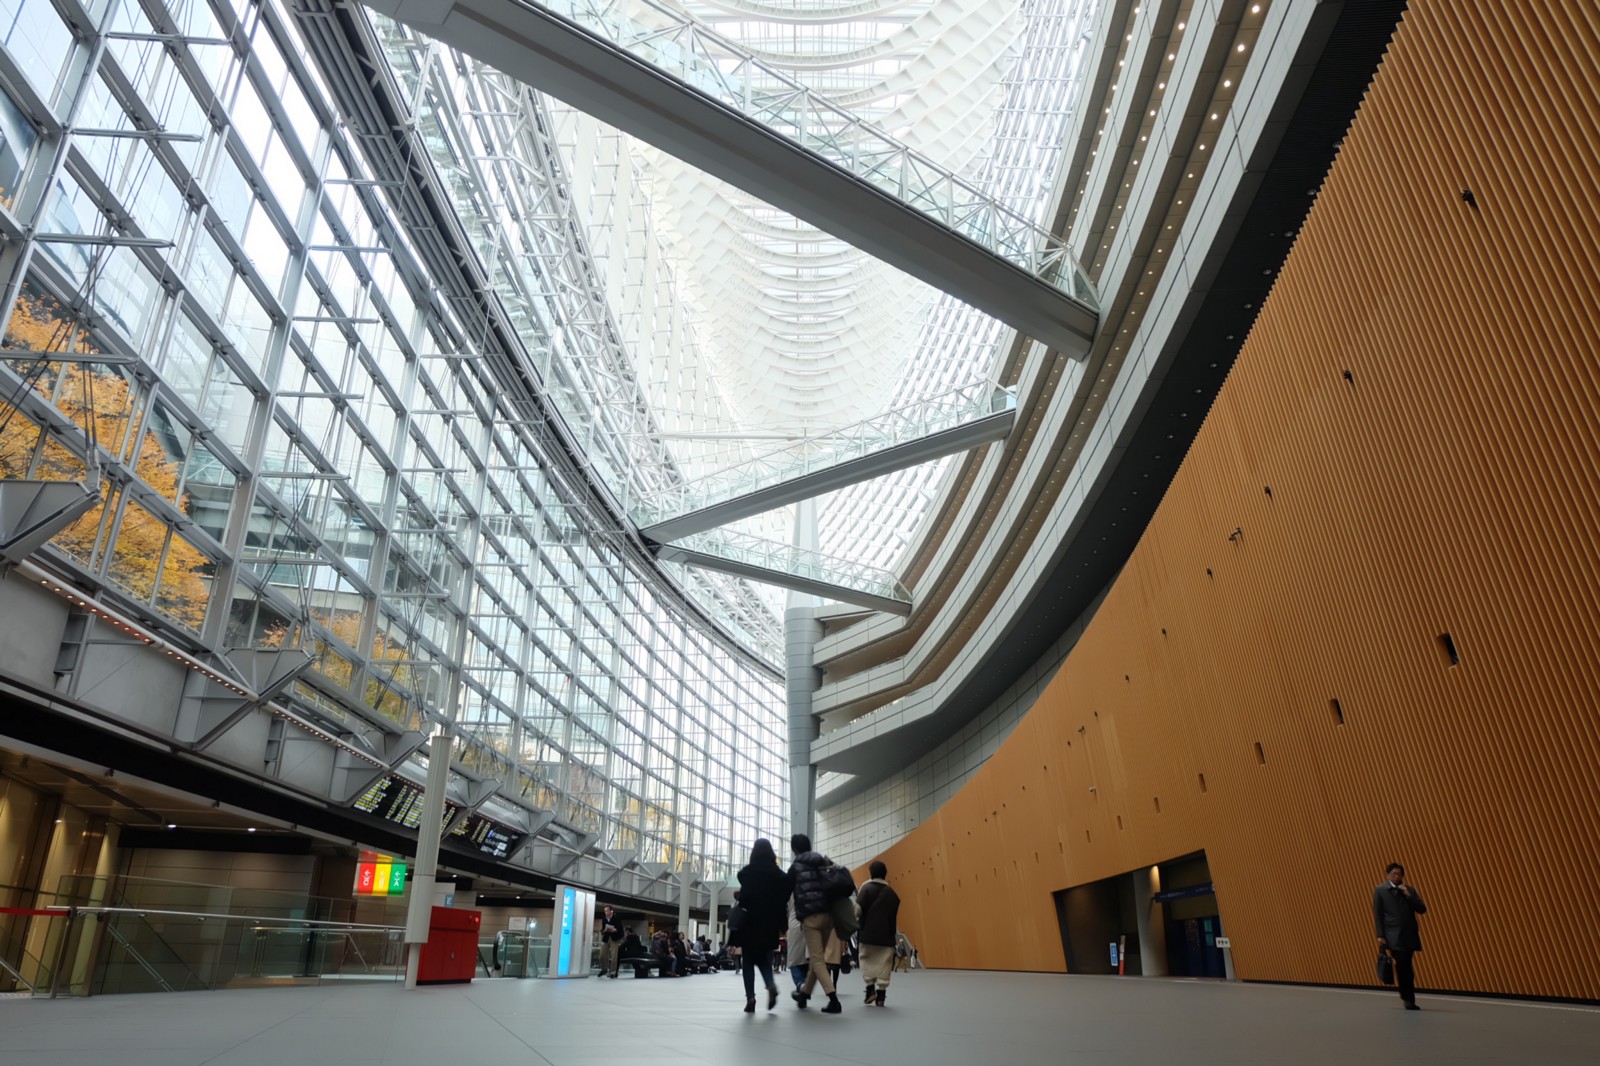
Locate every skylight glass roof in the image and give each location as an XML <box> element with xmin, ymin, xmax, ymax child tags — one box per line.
<box><xmin>544</xmin><ymin>0</ymin><xmax>1102</xmax><ymax>625</ymax></box>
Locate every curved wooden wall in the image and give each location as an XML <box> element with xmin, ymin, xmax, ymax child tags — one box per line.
<box><xmin>874</xmin><ymin>0</ymin><xmax>1600</xmax><ymax>1000</ymax></box>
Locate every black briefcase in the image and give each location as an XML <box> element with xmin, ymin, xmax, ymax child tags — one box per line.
<box><xmin>1377</xmin><ymin>949</ymin><xmax>1395</xmax><ymax>985</ymax></box>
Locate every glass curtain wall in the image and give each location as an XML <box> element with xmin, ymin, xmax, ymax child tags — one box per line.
<box><xmin>0</xmin><ymin>0</ymin><xmax>784</xmax><ymax>884</ymax></box>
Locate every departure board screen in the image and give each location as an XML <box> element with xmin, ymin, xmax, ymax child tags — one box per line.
<box><xmin>387</xmin><ymin>780</ymin><xmax>427</xmax><ymax>827</ymax></box>
<box><xmin>351</xmin><ymin>776</ymin><xmax>455</xmax><ymax>830</ymax></box>
<box><xmin>352</xmin><ymin>777</ymin><xmax>395</xmax><ymax>815</ymax></box>
<box><xmin>447</xmin><ymin>812</ymin><xmax>523</xmax><ymax>860</ymax></box>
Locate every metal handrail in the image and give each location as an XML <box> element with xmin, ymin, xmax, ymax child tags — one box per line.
<box><xmin>79</xmin><ymin>907</ymin><xmax>403</xmax><ymax>931</ymax></box>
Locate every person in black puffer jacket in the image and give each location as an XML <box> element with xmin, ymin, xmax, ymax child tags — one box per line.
<box><xmin>786</xmin><ymin>833</ymin><xmax>843</xmax><ymax>1013</ymax></box>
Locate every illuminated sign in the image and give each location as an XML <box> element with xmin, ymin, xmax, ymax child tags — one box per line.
<box><xmin>544</xmin><ymin>884</ymin><xmax>594</xmax><ymax>978</ymax></box>
<box><xmin>355</xmin><ymin>861</ymin><xmax>409</xmax><ymax>896</ymax></box>
<box><xmin>557</xmin><ymin>886</ymin><xmax>574</xmax><ymax>974</ymax></box>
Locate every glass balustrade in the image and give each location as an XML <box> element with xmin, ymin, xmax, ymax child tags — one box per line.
<box><xmin>0</xmin><ymin>876</ymin><xmax>406</xmax><ymax>997</ymax></box>
<box><xmin>482</xmin><ymin>931</ymin><xmax>549</xmax><ymax>978</ymax></box>
<box><xmin>0</xmin><ymin>880</ymin><xmax>73</xmax><ymax>996</ymax></box>
<box><xmin>673</xmin><ymin>528</ymin><xmax>910</xmax><ymax>606</ymax></box>
<box><xmin>629</xmin><ymin>382</ymin><xmax>1015</xmax><ymax>528</ymax></box>
<box><xmin>81</xmin><ymin>909</ymin><xmax>404</xmax><ymax>996</ymax></box>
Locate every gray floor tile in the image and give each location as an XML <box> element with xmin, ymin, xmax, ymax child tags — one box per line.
<box><xmin>1</xmin><ymin>969</ymin><xmax>1597</xmax><ymax>1065</ymax></box>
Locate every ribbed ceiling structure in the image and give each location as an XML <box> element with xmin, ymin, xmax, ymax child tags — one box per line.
<box><xmin>551</xmin><ymin>0</ymin><xmax>1098</xmax><ymax>574</ymax></box>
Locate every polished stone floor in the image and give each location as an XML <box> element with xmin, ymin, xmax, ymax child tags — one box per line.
<box><xmin>1</xmin><ymin>968</ymin><xmax>1596</xmax><ymax>1065</ymax></box>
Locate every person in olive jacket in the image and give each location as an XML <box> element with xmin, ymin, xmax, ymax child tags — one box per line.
<box><xmin>786</xmin><ymin>833</ymin><xmax>843</xmax><ymax>1013</ymax></box>
<box><xmin>735</xmin><ymin>838</ymin><xmax>792</xmax><ymax>1012</ymax></box>
<box><xmin>1373</xmin><ymin>861</ymin><xmax>1428</xmax><ymax>1009</ymax></box>
<box><xmin>855</xmin><ymin>860</ymin><xmax>901</xmax><ymax>1007</ymax></box>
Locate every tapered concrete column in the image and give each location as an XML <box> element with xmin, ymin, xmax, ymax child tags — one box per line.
<box><xmin>786</xmin><ymin>499</ymin><xmax>822</xmax><ymax>836</ymax></box>
<box><xmin>1133</xmin><ymin>865</ymin><xmax>1168</xmax><ymax>977</ymax></box>
<box><xmin>404</xmin><ymin>725</ymin><xmax>454</xmax><ymax>988</ymax></box>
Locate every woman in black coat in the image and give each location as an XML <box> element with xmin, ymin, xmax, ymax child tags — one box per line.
<box><xmin>735</xmin><ymin>838</ymin><xmax>793</xmax><ymax>1012</ymax></box>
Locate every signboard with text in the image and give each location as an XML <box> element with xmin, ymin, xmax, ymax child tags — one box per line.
<box><xmin>447</xmin><ymin>812</ymin><xmax>524</xmax><ymax>860</ymax></box>
<box><xmin>351</xmin><ymin>776</ymin><xmax>458</xmax><ymax>831</ymax></box>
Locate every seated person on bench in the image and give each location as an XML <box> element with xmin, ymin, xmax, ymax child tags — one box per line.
<box><xmin>618</xmin><ymin>929</ymin><xmax>662</xmax><ymax>977</ymax></box>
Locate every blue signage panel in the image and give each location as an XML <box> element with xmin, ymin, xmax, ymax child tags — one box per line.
<box><xmin>557</xmin><ymin>886</ymin><xmax>575</xmax><ymax>974</ymax></box>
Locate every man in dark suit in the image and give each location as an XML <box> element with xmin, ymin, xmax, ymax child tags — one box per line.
<box><xmin>598</xmin><ymin>905</ymin><xmax>624</xmax><ymax>977</ymax></box>
<box><xmin>1373</xmin><ymin>862</ymin><xmax>1428</xmax><ymax>1009</ymax></box>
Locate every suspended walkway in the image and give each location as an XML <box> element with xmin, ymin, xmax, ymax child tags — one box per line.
<box><xmin>362</xmin><ymin>0</ymin><xmax>1099</xmax><ymax>355</ymax></box>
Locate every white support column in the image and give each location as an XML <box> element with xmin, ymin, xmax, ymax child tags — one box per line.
<box><xmin>404</xmin><ymin>725</ymin><xmax>455</xmax><ymax>988</ymax></box>
<box><xmin>677</xmin><ymin>866</ymin><xmax>691</xmax><ymax>936</ymax></box>
<box><xmin>786</xmin><ymin>498</ymin><xmax>822</xmax><ymax>836</ymax></box>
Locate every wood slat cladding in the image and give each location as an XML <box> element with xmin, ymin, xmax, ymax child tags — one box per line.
<box><xmin>873</xmin><ymin>0</ymin><xmax>1600</xmax><ymax>1000</ymax></box>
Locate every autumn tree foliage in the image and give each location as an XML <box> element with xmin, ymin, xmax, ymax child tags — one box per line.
<box><xmin>259</xmin><ymin>607</ymin><xmax>423</xmax><ymax>726</ymax></box>
<box><xmin>1</xmin><ymin>286</ymin><xmax>211</xmax><ymax>630</ymax></box>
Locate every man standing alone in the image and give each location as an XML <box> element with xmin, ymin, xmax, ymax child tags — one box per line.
<box><xmin>856</xmin><ymin>860</ymin><xmax>901</xmax><ymax>1007</ymax></box>
<box><xmin>1373</xmin><ymin>862</ymin><xmax>1428</xmax><ymax>1009</ymax></box>
<box><xmin>598</xmin><ymin>904</ymin><xmax>623</xmax><ymax>978</ymax></box>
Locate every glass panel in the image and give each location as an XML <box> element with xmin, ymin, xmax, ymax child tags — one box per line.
<box><xmin>118</xmin><ymin>143</ymin><xmax>187</xmax><ymax>241</ymax></box>
<box><xmin>200</xmin><ymin>356</ymin><xmax>254</xmax><ymax>454</ymax></box>
<box><xmin>0</xmin><ymin>84</ymin><xmax>36</xmax><ymax>197</ymax></box>
<box><xmin>159</xmin><ymin>314</ymin><xmax>211</xmax><ymax>409</ymax></box>
<box><xmin>153</xmin><ymin>526</ymin><xmax>213</xmax><ymax>632</ymax></box>
<box><xmin>242</xmin><ymin>200</ymin><xmax>290</xmax><ymax>294</ymax></box>
<box><xmin>34</xmin><ymin>435</ymin><xmax>87</xmax><ymax>482</ymax></box>
<box><xmin>180</xmin><ymin>441</ymin><xmax>236</xmax><ymax>542</ymax></box>
<box><xmin>135</xmin><ymin>404</ymin><xmax>190</xmax><ymax>504</ymax></box>
<box><xmin>36</xmin><ymin>173</ymin><xmax>98</xmax><ymax>285</ymax></box>
<box><xmin>231</xmin><ymin>76</ymin><xmax>273</xmax><ymax>163</ymax></box>
<box><xmin>49</xmin><ymin>482</ymin><xmax>113</xmax><ymax>568</ymax></box>
<box><xmin>220</xmin><ymin>279</ymin><xmax>274</xmax><ymax>377</ymax></box>
<box><xmin>259</xmin><ymin>135</ymin><xmax>305</xmax><ymax>223</ymax></box>
<box><xmin>0</xmin><ymin>0</ymin><xmax>75</xmax><ymax>105</ymax></box>
<box><xmin>226</xmin><ymin>583</ymin><xmax>297</xmax><ymax>648</ymax></box>
<box><xmin>187</xmin><ymin>229</ymin><xmax>232</xmax><ymax>317</ymax></box>
<box><xmin>92</xmin><ymin>247</ymin><xmax>162</xmax><ymax>347</ymax></box>
<box><xmin>207</xmin><ymin>152</ymin><xmax>254</xmax><ymax>240</ymax></box>
<box><xmin>0</xmin><ymin>401</ymin><xmax>40</xmax><ymax>476</ymax></box>
<box><xmin>107</xmin><ymin>497</ymin><xmax>167</xmax><ymax>602</ymax></box>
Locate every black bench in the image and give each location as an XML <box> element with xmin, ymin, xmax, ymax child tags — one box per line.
<box><xmin>620</xmin><ymin>956</ymin><xmax>667</xmax><ymax>978</ymax></box>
